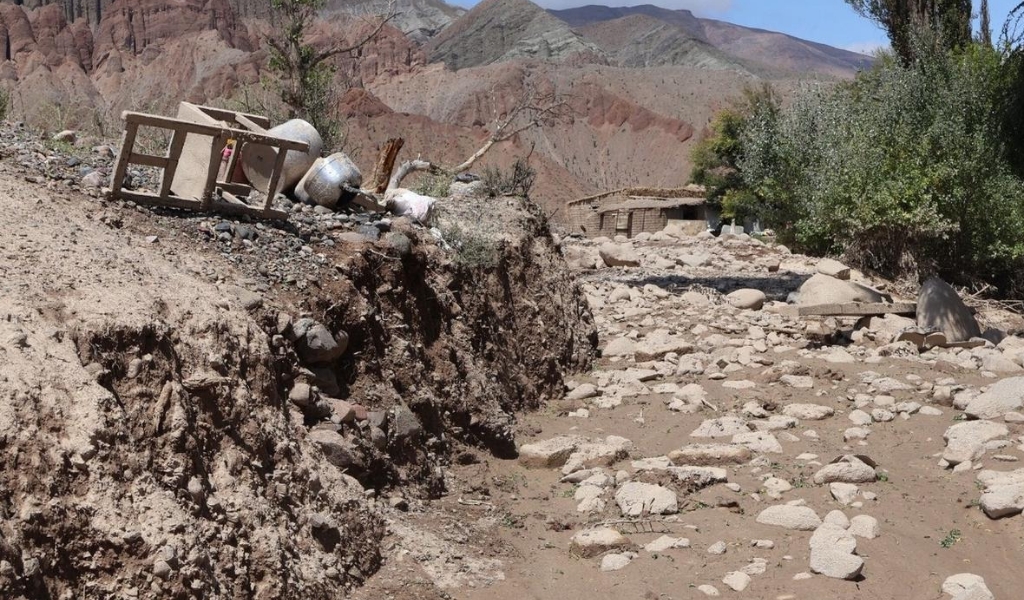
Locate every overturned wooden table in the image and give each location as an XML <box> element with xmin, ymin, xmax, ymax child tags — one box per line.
<box><xmin>109</xmin><ymin>103</ymin><xmax>310</xmax><ymax>220</ymax></box>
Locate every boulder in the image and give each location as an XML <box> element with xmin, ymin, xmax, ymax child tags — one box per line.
<box><xmin>817</xmin><ymin>258</ymin><xmax>851</xmax><ymax>280</ymax></box>
<box><xmin>308</xmin><ymin>429</ymin><xmax>364</xmax><ymax>471</ymax></box>
<box><xmin>797</xmin><ymin>273</ymin><xmax>889</xmax><ymax>306</ymax></box>
<box><xmin>964</xmin><ymin>377</ymin><xmax>1024</xmax><ymax>420</ymax></box>
<box><xmin>603</xmin><ymin>337</ymin><xmax>637</xmax><ymax>357</ymax></box>
<box><xmin>917</xmin><ymin>277</ymin><xmax>981</xmax><ymax>343</ymax></box>
<box><xmin>292</xmin><ymin>318</ymin><xmax>348</xmax><ymax>364</ymax></box>
<box><xmin>722</xmin><ymin>571</ymin><xmax>751</xmax><ymax>592</ymax></box>
<box><xmin>942</xmin><ymin>574</ymin><xmax>994</xmax><ymax>600</ymax></box>
<box><xmin>600</xmin><ymin>553</ymin><xmax>633</xmax><ymax>571</ymax></box>
<box><xmin>614</xmin><ymin>482</ymin><xmax>678</xmax><ymax>516</ymax></box>
<box><xmin>599</xmin><ymin>243</ymin><xmax>641</xmax><ymax>267</ymax></box>
<box><xmin>519</xmin><ymin>435</ymin><xmax>586</xmax><ymax>468</ymax></box>
<box><xmin>755</xmin><ymin>505</ymin><xmax>821</xmax><ymax>531</ymax></box>
<box><xmin>782</xmin><ymin>403</ymin><xmax>834</xmax><ymax>420</ymax></box>
<box><xmin>849</xmin><ymin>515</ymin><xmax>880</xmax><ymax>539</ymax></box>
<box><xmin>691</xmin><ymin>416</ymin><xmax>750</xmax><ymax>438</ymax></box>
<box><xmin>813</xmin><ymin>455</ymin><xmax>877</xmax><ymax>484</ymax></box>
<box><xmin>570</xmin><ymin>527</ymin><xmax>633</xmax><ymax>558</ymax></box>
<box><xmin>668</xmin><ymin>444</ymin><xmax>752</xmax><ymax>466</ymax></box>
<box><xmin>732</xmin><ymin>431</ymin><xmax>783</xmax><ymax>454</ymax></box>
<box><xmin>726</xmin><ymin>289</ymin><xmax>766</xmax><ymax>310</ymax></box>
<box><xmin>809</xmin><ymin>523</ymin><xmax>864</xmax><ymax>580</ymax></box>
<box><xmin>634</xmin><ymin>329</ymin><xmax>695</xmax><ymax>361</ymax></box>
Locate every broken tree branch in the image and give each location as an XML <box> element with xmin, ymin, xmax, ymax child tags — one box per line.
<box><xmin>370</xmin><ymin>137</ymin><xmax>404</xmax><ymax>193</ymax></box>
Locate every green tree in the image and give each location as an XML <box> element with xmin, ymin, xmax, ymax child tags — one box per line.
<box><xmin>265</xmin><ymin>0</ymin><xmax>394</xmax><ymax>148</ymax></box>
<box><xmin>845</xmin><ymin>0</ymin><xmax>972</xmax><ymax>63</ymax></box>
<box><xmin>689</xmin><ymin>84</ymin><xmax>779</xmax><ymax>220</ymax></box>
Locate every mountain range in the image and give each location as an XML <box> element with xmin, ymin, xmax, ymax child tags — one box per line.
<box><xmin>0</xmin><ymin>0</ymin><xmax>874</xmax><ymax>216</ymax></box>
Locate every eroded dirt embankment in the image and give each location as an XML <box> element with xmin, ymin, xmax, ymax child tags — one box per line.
<box><xmin>0</xmin><ymin>145</ymin><xmax>594</xmax><ymax>600</ymax></box>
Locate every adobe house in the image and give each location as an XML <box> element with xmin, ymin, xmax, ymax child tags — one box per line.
<box><xmin>565</xmin><ymin>185</ymin><xmax>710</xmax><ymax>239</ymax></box>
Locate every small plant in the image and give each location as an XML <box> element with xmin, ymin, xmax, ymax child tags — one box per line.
<box><xmin>0</xmin><ymin>87</ymin><xmax>9</xmax><ymax>122</ymax></box>
<box><xmin>416</xmin><ymin>172</ymin><xmax>452</xmax><ymax>197</ymax></box>
<box><xmin>441</xmin><ymin>224</ymin><xmax>500</xmax><ymax>269</ymax></box>
<box><xmin>940</xmin><ymin>529</ymin><xmax>962</xmax><ymax>548</ymax></box>
<box><xmin>500</xmin><ymin>512</ymin><xmax>525</xmax><ymax>529</ymax></box>
<box><xmin>877</xmin><ymin>472</ymin><xmax>890</xmax><ymax>483</ymax></box>
<box><xmin>481</xmin><ymin>158</ymin><xmax>536</xmax><ymax>198</ymax></box>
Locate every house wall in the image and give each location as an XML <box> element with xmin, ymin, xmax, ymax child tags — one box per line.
<box><xmin>628</xmin><ymin>208</ymin><xmax>669</xmax><ymax>237</ymax></box>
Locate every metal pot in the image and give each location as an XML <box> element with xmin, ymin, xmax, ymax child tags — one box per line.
<box><xmin>241</xmin><ymin>119</ymin><xmax>323</xmax><ymax>195</ymax></box>
<box><xmin>296</xmin><ymin>152</ymin><xmax>363</xmax><ymax>208</ymax></box>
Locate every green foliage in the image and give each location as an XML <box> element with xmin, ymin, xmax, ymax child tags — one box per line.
<box><xmin>481</xmin><ymin>158</ymin><xmax>537</xmax><ymax>198</ymax></box>
<box><xmin>738</xmin><ymin>41</ymin><xmax>1024</xmax><ymax>291</ymax></box>
<box><xmin>416</xmin><ymin>172</ymin><xmax>452</xmax><ymax>197</ymax></box>
<box><xmin>0</xmin><ymin>88</ymin><xmax>8</xmax><ymax>122</ymax></box>
<box><xmin>845</xmin><ymin>0</ymin><xmax>972</xmax><ymax>63</ymax></box>
<box><xmin>689</xmin><ymin>83</ymin><xmax>779</xmax><ymax>220</ymax></box>
<box><xmin>940</xmin><ymin>529</ymin><xmax>962</xmax><ymax>548</ymax></box>
<box><xmin>442</xmin><ymin>223</ymin><xmax>500</xmax><ymax>269</ymax></box>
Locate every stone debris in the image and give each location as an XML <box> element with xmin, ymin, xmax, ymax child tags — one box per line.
<box><xmin>809</xmin><ymin>523</ymin><xmax>864</xmax><ymax>580</ymax></box>
<box><xmin>614</xmin><ymin>482</ymin><xmax>679</xmax><ymax>516</ymax></box>
<box><xmin>756</xmin><ymin>505</ymin><xmax>821</xmax><ymax>531</ymax></box>
<box><xmin>570</xmin><ymin>528</ymin><xmax>634</xmax><ymax>558</ymax></box>
<box><xmin>813</xmin><ymin>455</ymin><xmax>877</xmax><ymax>484</ymax></box>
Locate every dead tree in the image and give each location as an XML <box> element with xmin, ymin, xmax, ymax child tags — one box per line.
<box><xmin>387</xmin><ymin>82</ymin><xmax>572</xmax><ymax>191</ymax></box>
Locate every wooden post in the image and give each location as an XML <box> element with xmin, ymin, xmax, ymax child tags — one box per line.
<box><xmin>111</xmin><ymin>121</ymin><xmax>139</xmax><ymax>196</ymax></box>
<box><xmin>262</xmin><ymin>146</ymin><xmax>290</xmax><ymax>214</ymax></box>
<box><xmin>200</xmin><ymin>133</ymin><xmax>227</xmax><ymax>210</ymax></box>
<box><xmin>159</xmin><ymin>129</ymin><xmax>188</xmax><ymax>200</ymax></box>
<box><xmin>370</xmin><ymin>137</ymin><xmax>404</xmax><ymax>193</ymax></box>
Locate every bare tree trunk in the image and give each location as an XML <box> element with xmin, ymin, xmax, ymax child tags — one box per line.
<box><xmin>370</xmin><ymin>137</ymin><xmax>404</xmax><ymax>193</ymax></box>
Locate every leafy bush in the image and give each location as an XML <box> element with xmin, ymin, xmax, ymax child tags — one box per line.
<box><xmin>441</xmin><ymin>223</ymin><xmax>500</xmax><ymax>269</ymax></box>
<box><xmin>738</xmin><ymin>41</ymin><xmax>1024</xmax><ymax>292</ymax></box>
<box><xmin>416</xmin><ymin>172</ymin><xmax>452</xmax><ymax>197</ymax></box>
<box><xmin>0</xmin><ymin>88</ymin><xmax>9</xmax><ymax>122</ymax></box>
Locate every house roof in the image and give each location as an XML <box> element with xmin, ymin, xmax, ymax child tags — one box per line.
<box><xmin>597</xmin><ymin>196</ymin><xmax>706</xmax><ymax>214</ymax></box>
<box><xmin>568</xmin><ymin>184</ymin><xmax>707</xmax><ymax>206</ymax></box>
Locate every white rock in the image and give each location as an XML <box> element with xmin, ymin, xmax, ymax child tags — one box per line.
<box><xmin>567</xmin><ymin>383</ymin><xmax>599</xmax><ymax>400</ymax></box>
<box><xmin>732</xmin><ymin>431</ymin><xmax>783</xmax><ymax>454</ymax></box>
<box><xmin>964</xmin><ymin>377</ymin><xmax>1024</xmax><ymax>419</ymax></box>
<box><xmin>644</xmin><ymin>535</ymin><xmax>690</xmax><ymax>552</ymax></box>
<box><xmin>848</xmin><ymin>410</ymin><xmax>873</xmax><ymax>426</ymax></box>
<box><xmin>823</xmin><ymin>510</ymin><xmax>850</xmax><ymax>528</ymax></box>
<box><xmin>942</xmin><ymin>574</ymin><xmax>993</xmax><ymax>599</ymax></box>
<box><xmin>697</xmin><ymin>584</ymin><xmax>721</xmax><ymax>597</ymax></box>
<box><xmin>830</xmin><ymin>482</ymin><xmax>860</xmax><ymax>505</ymax></box>
<box><xmin>783</xmin><ymin>403</ymin><xmax>834</xmax><ymax>420</ymax></box>
<box><xmin>727</xmin><ymin>289</ymin><xmax>766</xmax><ymax>310</ymax></box>
<box><xmin>722</xmin><ymin>571</ymin><xmax>752</xmax><ymax>592</ymax></box>
<box><xmin>849</xmin><ymin>515</ymin><xmax>880</xmax><ymax>539</ymax></box>
<box><xmin>707</xmin><ymin>540</ymin><xmax>727</xmax><ymax>555</ymax></box>
<box><xmin>813</xmin><ymin>456</ymin><xmax>877</xmax><ymax>484</ymax></box>
<box><xmin>614</xmin><ymin>482</ymin><xmax>678</xmax><ymax>516</ymax></box>
<box><xmin>600</xmin><ymin>553</ymin><xmax>632</xmax><ymax>572</ymax></box>
<box><xmin>817</xmin><ymin>258</ymin><xmax>851</xmax><ymax>280</ymax></box>
<box><xmin>570</xmin><ymin>528</ymin><xmax>632</xmax><ymax>558</ymax></box>
<box><xmin>669</xmin><ymin>444</ymin><xmax>753</xmax><ymax>466</ymax></box>
<box><xmin>756</xmin><ymin>505</ymin><xmax>821</xmax><ymax>531</ymax></box>
<box><xmin>692</xmin><ymin>416</ymin><xmax>751</xmax><ymax>438</ymax></box>
<box><xmin>808</xmin><ymin>524</ymin><xmax>864</xmax><ymax>580</ymax></box>
<box><xmin>519</xmin><ymin>435</ymin><xmax>585</xmax><ymax>468</ymax></box>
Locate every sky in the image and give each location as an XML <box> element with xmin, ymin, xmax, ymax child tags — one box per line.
<box><xmin>451</xmin><ymin>0</ymin><xmax>1024</xmax><ymax>56</ymax></box>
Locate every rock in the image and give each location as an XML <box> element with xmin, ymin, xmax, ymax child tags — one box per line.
<box><xmin>52</xmin><ymin>129</ymin><xmax>76</xmax><ymax>143</ymax></box>
<box><xmin>917</xmin><ymin>277</ymin><xmax>981</xmax><ymax>344</ymax></box>
<box><xmin>755</xmin><ymin>505</ymin><xmax>821</xmax><ymax>531</ymax></box>
<box><xmin>635</xmin><ymin>329</ymin><xmax>695</xmax><ymax>361</ymax></box>
<box><xmin>782</xmin><ymin>403</ymin><xmax>834</xmax><ymax>420</ymax></box>
<box><xmin>570</xmin><ymin>527</ymin><xmax>632</xmax><ymax>558</ymax></box>
<box><xmin>726</xmin><ymin>289</ymin><xmax>766</xmax><ymax>310</ymax></box>
<box><xmin>292</xmin><ymin>318</ymin><xmax>348</xmax><ymax>364</ymax></box>
<box><xmin>823</xmin><ymin>509</ymin><xmax>850</xmax><ymax>528</ymax></box>
<box><xmin>600</xmin><ymin>243</ymin><xmax>641</xmax><ymax>267</ymax></box>
<box><xmin>567</xmin><ymin>383</ymin><xmax>599</xmax><ymax>400</ymax></box>
<box><xmin>153</xmin><ymin>560</ymin><xmax>173</xmax><ymax>580</ymax></box>
<box><xmin>943</xmin><ymin>574</ymin><xmax>993</xmax><ymax>599</ymax></box>
<box><xmin>848</xmin><ymin>515</ymin><xmax>880</xmax><ymax>539</ymax></box>
<box><xmin>848</xmin><ymin>410</ymin><xmax>873</xmax><ymax>426</ymax></box>
<box><xmin>615</xmin><ymin>482</ymin><xmax>678</xmax><ymax>516</ymax></box>
<box><xmin>813</xmin><ymin>456</ymin><xmax>877</xmax><ymax>484</ymax></box>
<box><xmin>308</xmin><ymin>429</ymin><xmax>364</xmax><ymax>471</ymax></box>
<box><xmin>603</xmin><ymin>337</ymin><xmax>637</xmax><ymax>357</ymax></box>
<box><xmin>519</xmin><ymin>435</ymin><xmax>585</xmax><ymax>468</ymax></box>
<box><xmin>732</xmin><ymin>431</ymin><xmax>783</xmax><ymax>454</ymax></box>
<box><xmin>809</xmin><ymin>523</ymin><xmax>864</xmax><ymax>580</ymax></box>
<box><xmin>697</xmin><ymin>584</ymin><xmax>721</xmax><ymax>597</ymax></box>
<box><xmin>81</xmin><ymin>170</ymin><xmax>106</xmax><ymax>188</ymax></box>
<box><xmin>707</xmin><ymin>540</ymin><xmax>727</xmax><ymax>555</ymax></box>
<box><xmin>600</xmin><ymin>553</ymin><xmax>633</xmax><ymax>571</ymax></box>
<box><xmin>830</xmin><ymin>482</ymin><xmax>860</xmax><ymax>505</ymax></box>
<box><xmin>943</xmin><ymin>421</ymin><xmax>1008</xmax><ymax>466</ymax></box>
<box><xmin>288</xmin><ymin>382</ymin><xmax>313</xmax><ymax>407</ymax></box>
<box><xmin>976</xmin><ymin>469</ymin><xmax>1024</xmax><ymax>518</ymax></box>
<box><xmin>644</xmin><ymin>535</ymin><xmax>690</xmax><ymax>552</ymax></box>
<box><xmin>668</xmin><ymin>442</ymin><xmax>752</xmax><ymax>466</ymax></box>
<box><xmin>964</xmin><ymin>377</ymin><xmax>1024</xmax><ymax>420</ymax></box>
<box><xmin>562</xmin><ymin>437</ymin><xmax>632</xmax><ymax>474</ymax></box>
<box><xmin>691</xmin><ymin>416</ymin><xmax>750</xmax><ymax>438</ymax></box>
<box><xmin>722</xmin><ymin>571</ymin><xmax>751</xmax><ymax>592</ymax></box>
<box><xmin>817</xmin><ymin>258</ymin><xmax>851</xmax><ymax>280</ymax></box>
<box><xmin>797</xmin><ymin>274</ymin><xmax>889</xmax><ymax>305</ymax></box>
<box><xmin>390</xmin><ymin>405</ymin><xmax>422</xmax><ymax>441</ymax></box>
<box><xmin>780</xmin><ymin>375</ymin><xmax>815</xmax><ymax>389</ymax></box>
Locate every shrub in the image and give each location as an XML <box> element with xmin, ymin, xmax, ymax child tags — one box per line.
<box><xmin>482</xmin><ymin>158</ymin><xmax>536</xmax><ymax>198</ymax></box>
<box><xmin>738</xmin><ymin>40</ymin><xmax>1024</xmax><ymax>292</ymax></box>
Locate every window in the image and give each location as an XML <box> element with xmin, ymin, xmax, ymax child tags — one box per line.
<box><xmin>615</xmin><ymin>211</ymin><xmax>630</xmax><ymax>231</ymax></box>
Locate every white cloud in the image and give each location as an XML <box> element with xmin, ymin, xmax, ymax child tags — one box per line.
<box><xmin>844</xmin><ymin>40</ymin><xmax>889</xmax><ymax>56</ymax></box>
<box><xmin>536</xmin><ymin>0</ymin><xmax>734</xmax><ymax>15</ymax></box>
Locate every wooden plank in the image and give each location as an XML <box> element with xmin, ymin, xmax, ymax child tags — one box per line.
<box><xmin>793</xmin><ymin>302</ymin><xmax>917</xmax><ymax>317</ymax></box>
<box><xmin>110</xmin><ymin>121</ymin><xmax>139</xmax><ymax>197</ymax></box>
<box><xmin>262</xmin><ymin>145</ymin><xmax>290</xmax><ymax>212</ymax></box>
<box><xmin>218</xmin><ymin>182</ymin><xmax>253</xmax><ymax>196</ymax></box>
<box><xmin>122</xmin><ymin>112</ymin><xmax>309</xmax><ymax>151</ymax></box>
<box><xmin>159</xmin><ymin>129</ymin><xmax>188</xmax><ymax>199</ymax></box>
<box><xmin>200</xmin><ymin>133</ymin><xmax>228</xmax><ymax>210</ymax></box>
<box><xmin>187</xmin><ymin>104</ymin><xmax>271</xmax><ymax>129</ymax></box>
<box><xmin>234</xmin><ymin>114</ymin><xmax>268</xmax><ymax>134</ymax></box>
<box><xmin>128</xmin><ymin>152</ymin><xmax>170</xmax><ymax>169</ymax></box>
<box><xmin>213</xmin><ymin>198</ymin><xmax>288</xmax><ymax>220</ymax></box>
<box><xmin>117</xmin><ymin>191</ymin><xmax>203</xmax><ymax>211</ymax></box>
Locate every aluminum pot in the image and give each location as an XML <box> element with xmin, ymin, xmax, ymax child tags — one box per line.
<box><xmin>241</xmin><ymin>119</ymin><xmax>323</xmax><ymax>195</ymax></box>
<box><xmin>295</xmin><ymin>152</ymin><xmax>363</xmax><ymax>209</ymax></box>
